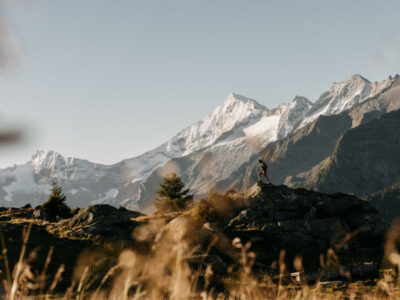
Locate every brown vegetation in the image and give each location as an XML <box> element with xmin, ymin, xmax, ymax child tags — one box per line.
<box><xmin>0</xmin><ymin>186</ymin><xmax>398</xmax><ymax>299</ymax></box>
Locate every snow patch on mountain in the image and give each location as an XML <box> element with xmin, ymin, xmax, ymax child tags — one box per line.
<box><xmin>2</xmin><ymin>164</ymin><xmax>36</xmax><ymax>202</ymax></box>
<box><xmin>298</xmin><ymin>74</ymin><xmax>392</xmax><ymax>129</ymax></box>
<box><xmin>0</xmin><ymin>74</ymin><xmax>396</xmax><ymax>210</ymax></box>
<box><xmin>170</xmin><ymin>94</ymin><xmax>314</xmax><ymax>198</ymax></box>
<box><xmin>165</xmin><ymin>93</ymin><xmax>268</xmax><ymax>155</ymax></box>
<box><xmin>277</xmin><ymin>96</ymin><xmax>313</xmax><ymax>138</ymax></box>
<box><xmin>92</xmin><ymin>188</ymin><xmax>119</xmax><ymax>205</ymax></box>
<box><xmin>122</xmin><ymin>93</ymin><xmax>269</xmax><ymax>180</ymax></box>
<box><xmin>243</xmin><ymin>114</ymin><xmax>279</xmax><ymax>138</ymax></box>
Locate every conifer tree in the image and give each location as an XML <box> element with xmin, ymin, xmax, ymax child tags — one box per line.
<box><xmin>154</xmin><ymin>173</ymin><xmax>193</xmax><ymax>212</ymax></box>
<box><xmin>41</xmin><ymin>181</ymin><xmax>72</xmax><ymax>221</ymax></box>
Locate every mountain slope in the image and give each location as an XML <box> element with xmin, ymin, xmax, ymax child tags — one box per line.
<box><xmin>130</xmin><ymin>75</ymin><xmax>399</xmax><ymax>210</ymax></box>
<box><xmin>224</xmin><ymin>182</ymin><xmax>386</xmax><ymax>268</ymax></box>
<box><xmin>0</xmin><ymin>74</ymin><xmax>397</xmax><ymax>210</ymax></box>
<box><xmin>365</xmin><ymin>180</ymin><xmax>400</xmax><ymax>220</ymax></box>
<box><xmin>228</xmin><ymin>75</ymin><xmax>400</xmax><ymax>194</ymax></box>
<box><xmin>114</xmin><ymin>94</ymin><xmax>314</xmax><ymax>210</ymax></box>
<box><xmin>120</xmin><ymin>93</ymin><xmax>269</xmax><ymax>180</ymax></box>
<box><xmin>0</xmin><ymin>183</ymin><xmax>386</xmax><ymax>294</ymax></box>
<box><xmin>296</xmin><ymin>74</ymin><xmax>392</xmax><ymax>129</ymax></box>
<box><xmin>0</xmin><ymin>150</ymin><xmax>124</xmax><ymax>207</ymax></box>
<box><xmin>300</xmin><ymin>109</ymin><xmax>400</xmax><ymax>196</ymax></box>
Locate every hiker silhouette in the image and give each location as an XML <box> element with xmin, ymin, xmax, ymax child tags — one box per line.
<box><xmin>257</xmin><ymin>159</ymin><xmax>271</xmax><ymax>184</ymax></box>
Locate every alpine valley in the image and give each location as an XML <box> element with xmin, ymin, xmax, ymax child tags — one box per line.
<box><xmin>1</xmin><ymin>74</ymin><xmax>399</xmax><ymax>216</ymax></box>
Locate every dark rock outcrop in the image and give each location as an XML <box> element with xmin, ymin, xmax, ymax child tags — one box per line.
<box><xmin>223</xmin><ymin>183</ymin><xmax>387</xmax><ymax>269</ymax></box>
<box><xmin>366</xmin><ymin>180</ymin><xmax>400</xmax><ymax>220</ymax></box>
<box><xmin>0</xmin><ymin>204</ymin><xmax>146</xmax><ymax>291</ymax></box>
<box><xmin>58</xmin><ymin>204</ymin><xmax>144</xmax><ymax>241</ymax></box>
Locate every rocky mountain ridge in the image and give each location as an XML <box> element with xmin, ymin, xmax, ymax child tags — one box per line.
<box><xmin>0</xmin><ymin>74</ymin><xmax>398</xmax><ymax>210</ymax></box>
<box><xmin>224</xmin><ymin>182</ymin><xmax>386</xmax><ymax>268</ymax></box>
<box><xmin>228</xmin><ymin>75</ymin><xmax>400</xmax><ymax>204</ymax></box>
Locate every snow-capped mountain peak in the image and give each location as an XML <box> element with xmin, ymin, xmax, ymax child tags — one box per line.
<box><xmin>121</xmin><ymin>93</ymin><xmax>269</xmax><ymax>182</ymax></box>
<box><xmin>32</xmin><ymin>150</ymin><xmax>60</xmax><ymax>167</ymax></box>
<box><xmin>298</xmin><ymin>74</ymin><xmax>393</xmax><ymax>128</ymax></box>
<box><xmin>337</xmin><ymin>73</ymin><xmax>369</xmax><ymax>84</ymax></box>
<box><xmin>321</xmin><ymin>74</ymin><xmax>372</xmax><ymax>113</ymax></box>
<box><xmin>165</xmin><ymin>93</ymin><xmax>268</xmax><ymax>156</ymax></box>
<box><xmin>292</xmin><ymin>95</ymin><xmax>312</xmax><ymax>105</ymax></box>
<box><xmin>277</xmin><ymin>96</ymin><xmax>312</xmax><ymax>138</ymax></box>
<box><xmin>0</xmin><ymin>74</ymin><xmax>397</xmax><ymax>211</ymax></box>
<box><xmin>29</xmin><ymin>150</ymin><xmax>109</xmax><ymax>183</ymax></box>
<box><xmin>31</xmin><ymin>150</ymin><xmax>85</xmax><ymax>173</ymax></box>
<box><xmin>224</xmin><ymin>93</ymin><xmax>266</xmax><ymax>110</ymax></box>
<box><xmin>31</xmin><ymin>150</ymin><xmax>65</xmax><ymax>174</ymax></box>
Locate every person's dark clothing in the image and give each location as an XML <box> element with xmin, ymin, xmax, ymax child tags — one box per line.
<box><xmin>258</xmin><ymin>160</ymin><xmax>267</xmax><ymax>172</ymax></box>
<box><xmin>257</xmin><ymin>159</ymin><xmax>271</xmax><ymax>184</ymax></box>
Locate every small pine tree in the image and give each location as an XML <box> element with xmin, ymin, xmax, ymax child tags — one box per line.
<box><xmin>154</xmin><ymin>173</ymin><xmax>193</xmax><ymax>212</ymax></box>
<box><xmin>41</xmin><ymin>181</ymin><xmax>72</xmax><ymax>221</ymax></box>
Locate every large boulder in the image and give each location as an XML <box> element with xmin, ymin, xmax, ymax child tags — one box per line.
<box><xmin>59</xmin><ymin>204</ymin><xmax>143</xmax><ymax>241</ymax></box>
<box><xmin>225</xmin><ymin>183</ymin><xmax>387</xmax><ymax>269</ymax></box>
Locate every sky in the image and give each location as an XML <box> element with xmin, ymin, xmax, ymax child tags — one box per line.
<box><xmin>0</xmin><ymin>0</ymin><xmax>399</xmax><ymax>167</ymax></box>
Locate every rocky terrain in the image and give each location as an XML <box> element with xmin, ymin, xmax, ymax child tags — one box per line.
<box><xmin>228</xmin><ymin>76</ymin><xmax>400</xmax><ymax>219</ymax></box>
<box><xmin>365</xmin><ymin>180</ymin><xmax>400</xmax><ymax>220</ymax></box>
<box><xmin>134</xmin><ymin>75</ymin><xmax>399</xmax><ymax>210</ymax></box>
<box><xmin>0</xmin><ymin>183</ymin><xmax>387</xmax><ymax>292</ymax></box>
<box><xmin>298</xmin><ymin>109</ymin><xmax>400</xmax><ymax>196</ymax></box>
<box><xmin>224</xmin><ymin>183</ymin><xmax>387</xmax><ymax>269</ymax></box>
<box><xmin>0</xmin><ymin>204</ymin><xmax>144</xmax><ymax>292</ymax></box>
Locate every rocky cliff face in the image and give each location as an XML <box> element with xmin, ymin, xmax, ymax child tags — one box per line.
<box><xmin>297</xmin><ymin>109</ymin><xmax>400</xmax><ymax>196</ymax></box>
<box><xmin>224</xmin><ymin>183</ymin><xmax>386</xmax><ymax>268</ymax></box>
<box><xmin>159</xmin><ymin>182</ymin><xmax>387</xmax><ymax>273</ymax></box>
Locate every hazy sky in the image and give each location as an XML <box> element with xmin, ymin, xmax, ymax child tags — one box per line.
<box><xmin>0</xmin><ymin>0</ymin><xmax>399</xmax><ymax>167</ymax></box>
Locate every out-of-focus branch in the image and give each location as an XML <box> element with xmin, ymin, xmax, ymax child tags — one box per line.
<box><xmin>0</xmin><ymin>0</ymin><xmax>24</xmax><ymax>144</ymax></box>
<box><xmin>0</xmin><ymin>129</ymin><xmax>21</xmax><ymax>144</ymax></box>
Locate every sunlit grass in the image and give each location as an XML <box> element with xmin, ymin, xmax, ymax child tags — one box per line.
<box><xmin>1</xmin><ymin>205</ymin><xmax>400</xmax><ymax>299</ymax></box>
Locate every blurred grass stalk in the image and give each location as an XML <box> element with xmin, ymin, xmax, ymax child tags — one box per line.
<box><xmin>9</xmin><ymin>224</ymin><xmax>31</xmax><ymax>300</ymax></box>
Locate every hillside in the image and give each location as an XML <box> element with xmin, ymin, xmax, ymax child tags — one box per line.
<box><xmin>0</xmin><ymin>183</ymin><xmax>387</xmax><ymax>296</ymax></box>
<box><xmin>0</xmin><ymin>204</ymin><xmax>144</xmax><ymax>292</ymax></box>
<box><xmin>195</xmin><ymin>182</ymin><xmax>386</xmax><ymax>269</ymax></box>
<box><xmin>133</xmin><ymin>75</ymin><xmax>399</xmax><ymax>210</ymax></box>
<box><xmin>364</xmin><ymin>180</ymin><xmax>400</xmax><ymax>220</ymax></box>
<box><xmin>227</xmin><ymin>76</ymin><xmax>400</xmax><ymax>219</ymax></box>
<box><xmin>297</xmin><ymin>109</ymin><xmax>400</xmax><ymax>196</ymax></box>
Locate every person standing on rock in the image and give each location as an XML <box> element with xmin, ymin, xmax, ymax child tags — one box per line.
<box><xmin>257</xmin><ymin>159</ymin><xmax>271</xmax><ymax>184</ymax></box>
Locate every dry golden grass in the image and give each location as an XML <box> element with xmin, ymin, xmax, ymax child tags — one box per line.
<box><xmin>1</xmin><ymin>209</ymin><xmax>400</xmax><ymax>299</ymax></box>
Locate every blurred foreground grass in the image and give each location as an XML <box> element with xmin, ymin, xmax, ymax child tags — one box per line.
<box><xmin>0</xmin><ymin>211</ymin><xmax>400</xmax><ymax>300</ymax></box>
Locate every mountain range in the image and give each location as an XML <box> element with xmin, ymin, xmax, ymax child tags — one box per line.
<box><xmin>0</xmin><ymin>73</ymin><xmax>399</xmax><ymax>214</ymax></box>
